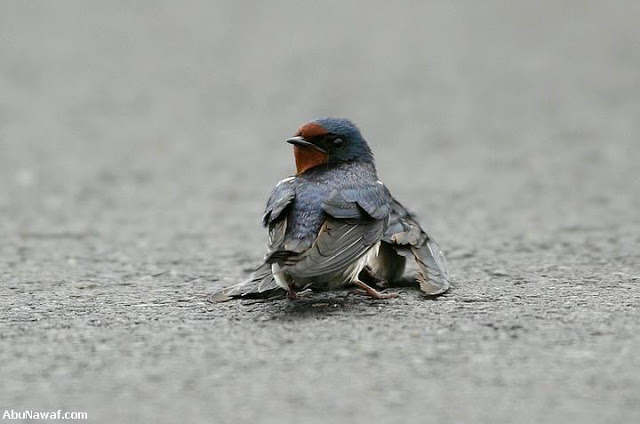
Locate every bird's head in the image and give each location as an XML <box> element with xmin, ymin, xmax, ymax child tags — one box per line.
<box><xmin>286</xmin><ymin>118</ymin><xmax>374</xmax><ymax>174</ymax></box>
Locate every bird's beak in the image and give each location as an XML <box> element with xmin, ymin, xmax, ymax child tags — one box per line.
<box><xmin>286</xmin><ymin>136</ymin><xmax>327</xmax><ymax>153</ymax></box>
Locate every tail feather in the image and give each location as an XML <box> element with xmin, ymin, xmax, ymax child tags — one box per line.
<box><xmin>411</xmin><ymin>238</ymin><xmax>450</xmax><ymax>295</ymax></box>
<box><xmin>208</xmin><ymin>263</ymin><xmax>285</xmax><ymax>303</ymax></box>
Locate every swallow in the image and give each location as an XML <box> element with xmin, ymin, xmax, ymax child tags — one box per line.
<box><xmin>209</xmin><ymin>118</ymin><xmax>450</xmax><ymax>302</ymax></box>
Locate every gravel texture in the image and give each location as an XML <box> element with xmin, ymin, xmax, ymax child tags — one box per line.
<box><xmin>1</xmin><ymin>1</ymin><xmax>639</xmax><ymax>423</ymax></box>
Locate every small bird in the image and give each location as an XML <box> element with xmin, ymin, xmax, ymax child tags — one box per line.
<box><xmin>210</xmin><ymin>118</ymin><xmax>450</xmax><ymax>302</ymax></box>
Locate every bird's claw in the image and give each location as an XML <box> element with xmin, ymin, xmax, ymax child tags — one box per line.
<box><xmin>286</xmin><ymin>288</ymin><xmax>314</xmax><ymax>300</ymax></box>
<box><xmin>351</xmin><ymin>280</ymin><xmax>398</xmax><ymax>299</ymax></box>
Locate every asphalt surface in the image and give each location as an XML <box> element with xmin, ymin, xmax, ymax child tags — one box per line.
<box><xmin>1</xmin><ymin>1</ymin><xmax>639</xmax><ymax>423</ymax></box>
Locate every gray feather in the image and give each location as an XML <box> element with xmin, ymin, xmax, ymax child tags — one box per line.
<box><xmin>289</xmin><ymin>218</ymin><xmax>385</xmax><ymax>278</ymax></box>
<box><xmin>381</xmin><ymin>195</ymin><xmax>451</xmax><ymax>295</ymax></box>
<box><xmin>207</xmin><ymin>262</ymin><xmax>285</xmax><ymax>303</ymax></box>
<box><xmin>262</xmin><ymin>178</ymin><xmax>296</xmax><ymax>226</ymax></box>
<box><xmin>412</xmin><ymin>239</ymin><xmax>451</xmax><ymax>295</ymax></box>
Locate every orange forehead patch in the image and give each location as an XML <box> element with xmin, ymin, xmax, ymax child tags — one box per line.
<box><xmin>296</xmin><ymin>122</ymin><xmax>328</xmax><ymax>139</ymax></box>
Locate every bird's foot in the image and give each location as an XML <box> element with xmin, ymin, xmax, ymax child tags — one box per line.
<box><xmin>286</xmin><ymin>288</ymin><xmax>313</xmax><ymax>300</ymax></box>
<box><xmin>352</xmin><ymin>280</ymin><xmax>398</xmax><ymax>299</ymax></box>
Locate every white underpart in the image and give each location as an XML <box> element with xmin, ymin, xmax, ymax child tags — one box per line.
<box><xmin>342</xmin><ymin>242</ymin><xmax>381</xmax><ymax>284</ymax></box>
<box><xmin>271</xmin><ymin>263</ymin><xmax>289</xmax><ymax>290</ymax></box>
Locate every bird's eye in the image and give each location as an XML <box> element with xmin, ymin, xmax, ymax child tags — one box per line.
<box><xmin>333</xmin><ymin>138</ymin><xmax>344</xmax><ymax>148</ymax></box>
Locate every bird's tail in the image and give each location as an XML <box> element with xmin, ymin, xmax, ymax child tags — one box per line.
<box><xmin>411</xmin><ymin>238</ymin><xmax>451</xmax><ymax>295</ymax></box>
<box><xmin>207</xmin><ymin>262</ymin><xmax>285</xmax><ymax>303</ymax></box>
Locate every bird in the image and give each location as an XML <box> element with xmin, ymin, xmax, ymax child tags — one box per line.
<box><xmin>209</xmin><ymin>118</ymin><xmax>450</xmax><ymax>302</ymax></box>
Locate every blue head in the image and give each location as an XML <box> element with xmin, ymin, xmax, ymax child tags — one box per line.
<box><xmin>286</xmin><ymin>118</ymin><xmax>374</xmax><ymax>174</ymax></box>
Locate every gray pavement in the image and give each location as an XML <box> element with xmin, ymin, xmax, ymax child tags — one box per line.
<box><xmin>1</xmin><ymin>1</ymin><xmax>639</xmax><ymax>423</ymax></box>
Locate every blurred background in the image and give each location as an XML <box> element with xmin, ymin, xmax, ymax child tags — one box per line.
<box><xmin>1</xmin><ymin>1</ymin><xmax>639</xmax><ymax>423</ymax></box>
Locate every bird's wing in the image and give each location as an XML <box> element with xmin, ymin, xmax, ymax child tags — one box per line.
<box><xmin>260</xmin><ymin>176</ymin><xmax>297</xmax><ymax>252</ymax></box>
<box><xmin>208</xmin><ymin>178</ymin><xmax>296</xmax><ymax>302</ymax></box>
<box><xmin>287</xmin><ymin>184</ymin><xmax>390</xmax><ymax>277</ymax></box>
<box><xmin>262</xmin><ymin>177</ymin><xmax>296</xmax><ymax>226</ymax></box>
<box><xmin>288</xmin><ymin>217</ymin><xmax>385</xmax><ymax>277</ymax></box>
<box><xmin>208</xmin><ymin>262</ymin><xmax>285</xmax><ymax>302</ymax></box>
<box><xmin>210</xmin><ymin>217</ymin><xmax>386</xmax><ymax>302</ymax></box>
<box><xmin>383</xmin><ymin>196</ymin><xmax>451</xmax><ymax>295</ymax></box>
<box><xmin>322</xmin><ymin>184</ymin><xmax>391</xmax><ymax>220</ymax></box>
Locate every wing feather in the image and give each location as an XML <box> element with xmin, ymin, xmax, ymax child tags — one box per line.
<box><xmin>207</xmin><ymin>262</ymin><xmax>285</xmax><ymax>303</ymax></box>
<box><xmin>262</xmin><ymin>178</ymin><xmax>295</xmax><ymax>226</ymax></box>
<box><xmin>289</xmin><ymin>218</ymin><xmax>385</xmax><ymax>278</ymax></box>
<box><xmin>383</xmin><ymin>196</ymin><xmax>451</xmax><ymax>295</ymax></box>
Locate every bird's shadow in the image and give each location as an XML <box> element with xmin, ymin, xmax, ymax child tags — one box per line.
<box><xmin>213</xmin><ymin>277</ymin><xmax>447</xmax><ymax>320</ymax></box>
<box><xmin>277</xmin><ymin>292</ymin><xmax>390</xmax><ymax>318</ymax></box>
<box><xmin>253</xmin><ymin>284</ymin><xmax>444</xmax><ymax>320</ymax></box>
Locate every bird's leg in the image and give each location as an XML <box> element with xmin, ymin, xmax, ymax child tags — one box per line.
<box><xmin>286</xmin><ymin>286</ymin><xmax>299</xmax><ymax>299</ymax></box>
<box><xmin>352</xmin><ymin>279</ymin><xmax>397</xmax><ymax>299</ymax></box>
<box><xmin>359</xmin><ymin>266</ymin><xmax>386</xmax><ymax>288</ymax></box>
<box><xmin>272</xmin><ymin>264</ymin><xmax>310</xmax><ymax>300</ymax></box>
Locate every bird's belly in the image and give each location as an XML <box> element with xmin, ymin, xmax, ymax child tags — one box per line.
<box><xmin>286</xmin><ymin>242</ymin><xmax>380</xmax><ymax>290</ymax></box>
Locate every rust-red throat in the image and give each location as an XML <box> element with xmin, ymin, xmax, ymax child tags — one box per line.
<box><xmin>293</xmin><ymin>122</ymin><xmax>329</xmax><ymax>174</ymax></box>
